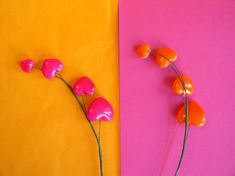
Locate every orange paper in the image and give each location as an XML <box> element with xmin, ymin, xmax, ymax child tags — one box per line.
<box><xmin>0</xmin><ymin>0</ymin><xmax>120</xmax><ymax>175</ymax></box>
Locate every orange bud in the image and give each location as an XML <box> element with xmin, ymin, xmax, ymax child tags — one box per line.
<box><xmin>155</xmin><ymin>48</ymin><xmax>177</xmax><ymax>68</ymax></box>
<box><xmin>136</xmin><ymin>44</ymin><xmax>151</xmax><ymax>59</ymax></box>
<box><xmin>177</xmin><ymin>101</ymin><xmax>206</xmax><ymax>127</ymax></box>
<box><xmin>173</xmin><ymin>75</ymin><xmax>194</xmax><ymax>95</ymax></box>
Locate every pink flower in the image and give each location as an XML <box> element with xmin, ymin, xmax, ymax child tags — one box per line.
<box><xmin>20</xmin><ymin>59</ymin><xmax>35</xmax><ymax>73</ymax></box>
<box><xmin>87</xmin><ymin>97</ymin><xmax>114</xmax><ymax>122</ymax></box>
<box><xmin>42</xmin><ymin>58</ymin><xmax>63</xmax><ymax>79</ymax></box>
<box><xmin>73</xmin><ymin>76</ymin><xmax>95</xmax><ymax>95</ymax></box>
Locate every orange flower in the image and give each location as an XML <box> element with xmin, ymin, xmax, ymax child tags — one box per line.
<box><xmin>173</xmin><ymin>75</ymin><xmax>194</xmax><ymax>95</ymax></box>
<box><xmin>136</xmin><ymin>44</ymin><xmax>151</xmax><ymax>58</ymax></box>
<box><xmin>155</xmin><ymin>48</ymin><xmax>177</xmax><ymax>68</ymax></box>
<box><xmin>177</xmin><ymin>101</ymin><xmax>206</xmax><ymax>127</ymax></box>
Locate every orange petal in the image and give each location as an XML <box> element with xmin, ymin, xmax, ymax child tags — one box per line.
<box><xmin>155</xmin><ymin>48</ymin><xmax>177</xmax><ymax>68</ymax></box>
<box><xmin>173</xmin><ymin>75</ymin><xmax>195</xmax><ymax>95</ymax></box>
<box><xmin>136</xmin><ymin>44</ymin><xmax>151</xmax><ymax>59</ymax></box>
<box><xmin>177</xmin><ymin>101</ymin><xmax>206</xmax><ymax>127</ymax></box>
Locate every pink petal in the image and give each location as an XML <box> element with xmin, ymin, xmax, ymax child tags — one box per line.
<box><xmin>73</xmin><ymin>76</ymin><xmax>95</xmax><ymax>95</ymax></box>
<box><xmin>42</xmin><ymin>58</ymin><xmax>63</xmax><ymax>79</ymax></box>
<box><xmin>87</xmin><ymin>97</ymin><xmax>114</xmax><ymax>122</ymax></box>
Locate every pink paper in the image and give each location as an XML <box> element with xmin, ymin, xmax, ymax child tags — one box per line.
<box><xmin>119</xmin><ymin>0</ymin><xmax>235</xmax><ymax>175</ymax></box>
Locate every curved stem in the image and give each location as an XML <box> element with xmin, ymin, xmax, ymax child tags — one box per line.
<box><xmin>98</xmin><ymin>120</ymin><xmax>102</xmax><ymax>140</ymax></box>
<box><xmin>158</xmin><ymin>54</ymin><xmax>190</xmax><ymax>176</ymax></box>
<box><xmin>81</xmin><ymin>96</ymin><xmax>87</xmax><ymax>110</ymax></box>
<box><xmin>56</xmin><ymin>74</ymin><xmax>103</xmax><ymax>176</ymax></box>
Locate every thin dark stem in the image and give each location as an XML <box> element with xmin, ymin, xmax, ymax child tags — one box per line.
<box><xmin>56</xmin><ymin>74</ymin><xmax>103</xmax><ymax>176</ymax></box>
<box><xmin>98</xmin><ymin>120</ymin><xmax>102</xmax><ymax>140</ymax></box>
<box><xmin>158</xmin><ymin>54</ymin><xmax>190</xmax><ymax>176</ymax></box>
<box><xmin>81</xmin><ymin>96</ymin><xmax>87</xmax><ymax>110</ymax></box>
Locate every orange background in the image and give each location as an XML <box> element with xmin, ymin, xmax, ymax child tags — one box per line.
<box><xmin>0</xmin><ymin>0</ymin><xmax>120</xmax><ymax>175</ymax></box>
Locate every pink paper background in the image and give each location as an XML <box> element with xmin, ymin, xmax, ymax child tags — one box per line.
<box><xmin>119</xmin><ymin>0</ymin><xmax>235</xmax><ymax>175</ymax></box>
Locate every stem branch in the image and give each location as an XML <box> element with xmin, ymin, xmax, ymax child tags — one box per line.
<box><xmin>159</xmin><ymin>54</ymin><xmax>190</xmax><ymax>176</ymax></box>
<box><xmin>56</xmin><ymin>74</ymin><xmax>103</xmax><ymax>176</ymax></box>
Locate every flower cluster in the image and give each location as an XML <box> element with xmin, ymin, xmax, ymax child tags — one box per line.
<box><xmin>20</xmin><ymin>58</ymin><xmax>114</xmax><ymax>122</ymax></box>
<box><xmin>20</xmin><ymin>58</ymin><xmax>113</xmax><ymax>176</ymax></box>
<box><xmin>136</xmin><ymin>44</ymin><xmax>206</xmax><ymax>127</ymax></box>
<box><xmin>136</xmin><ymin>44</ymin><xmax>206</xmax><ymax>175</ymax></box>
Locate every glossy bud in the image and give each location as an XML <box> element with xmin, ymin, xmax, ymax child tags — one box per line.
<box><xmin>136</xmin><ymin>44</ymin><xmax>151</xmax><ymax>59</ymax></box>
<box><xmin>87</xmin><ymin>97</ymin><xmax>114</xmax><ymax>122</ymax></box>
<box><xmin>73</xmin><ymin>76</ymin><xmax>95</xmax><ymax>95</ymax></box>
<box><xmin>173</xmin><ymin>75</ymin><xmax>194</xmax><ymax>95</ymax></box>
<box><xmin>155</xmin><ymin>48</ymin><xmax>177</xmax><ymax>68</ymax></box>
<box><xmin>20</xmin><ymin>59</ymin><xmax>35</xmax><ymax>73</ymax></box>
<box><xmin>42</xmin><ymin>58</ymin><xmax>63</xmax><ymax>79</ymax></box>
<box><xmin>177</xmin><ymin>101</ymin><xmax>206</xmax><ymax>127</ymax></box>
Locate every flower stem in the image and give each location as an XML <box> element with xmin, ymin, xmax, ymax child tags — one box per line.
<box><xmin>56</xmin><ymin>74</ymin><xmax>103</xmax><ymax>176</ymax></box>
<box><xmin>158</xmin><ymin>54</ymin><xmax>190</xmax><ymax>176</ymax></box>
<box><xmin>98</xmin><ymin>120</ymin><xmax>102</xmax><ymax>140</ymax></box>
